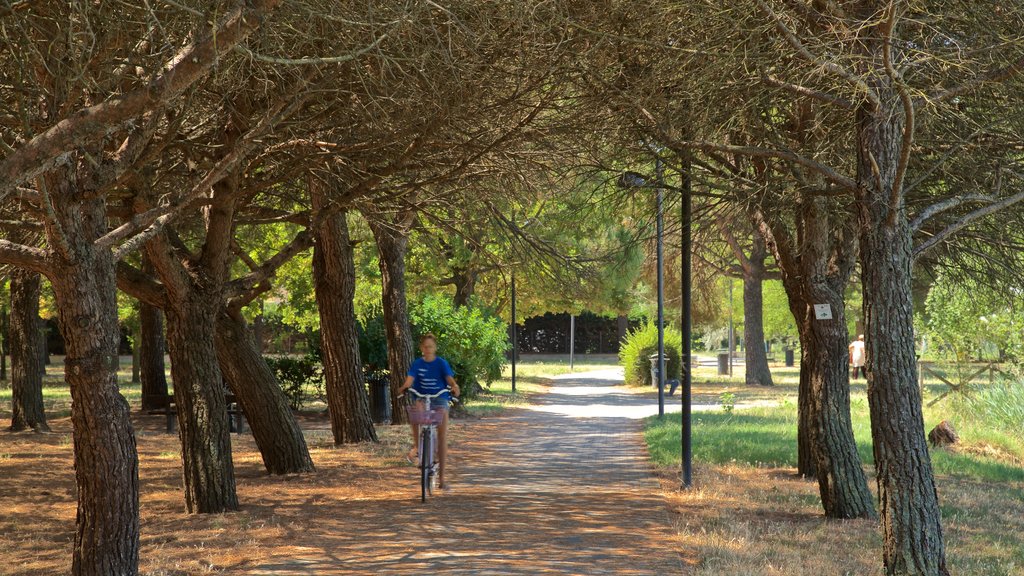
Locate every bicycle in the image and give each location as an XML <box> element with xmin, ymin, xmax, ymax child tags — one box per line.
<box><xmin>405</xmin><ymin>388</ymin><xmax>452</xmax><ymax>502</ymax></box>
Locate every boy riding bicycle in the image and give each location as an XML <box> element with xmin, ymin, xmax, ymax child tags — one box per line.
<box><xmin>397</xmin><ymin>333</ymin><xmax>460</xmax><ymax>489</ymax></box>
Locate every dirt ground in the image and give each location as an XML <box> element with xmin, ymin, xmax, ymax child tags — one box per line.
<box><xmin>0</xmin><ymin>412</ymin><xmax>424</xmax><ymax>575</ymax></box>
<box><xmin>1</xmin><ymin>377</ymin><xmax>686</xmax><ymax>576</ymax></box>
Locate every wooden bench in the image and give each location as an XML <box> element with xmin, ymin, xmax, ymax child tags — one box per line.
<box><xmin>145</xmin><ymin>396</ymin><xmax>178</xmax><ymax>434</ymax></box>
<box><xmin>147</xmin><ymin>394</ymin><xmax>247</xmax><ymax>435</ymax></box>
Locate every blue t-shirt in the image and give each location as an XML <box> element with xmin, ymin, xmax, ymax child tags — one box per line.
<box><xmin>407</xmin><ymin>357</ymin><xmax>455</xmax><ymax>402</ymax></box>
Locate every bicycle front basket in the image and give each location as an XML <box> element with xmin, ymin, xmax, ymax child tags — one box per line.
<box><xmin>406</xmin><ymin>405</ymin><xmax>445</xmax><ymax>425</ymax></box>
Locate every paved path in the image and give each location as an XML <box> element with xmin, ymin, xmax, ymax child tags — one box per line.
<box><xmin>252</xmin><ymin>370</ymin><xmax>684</xmax><ymax>575</ymax></box>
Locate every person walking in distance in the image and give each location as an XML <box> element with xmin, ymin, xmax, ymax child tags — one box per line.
<box><xmin>398</xmin><ymin>333</ymin><xmax>460</xmax><ymax>488</ymax></box>
<box><xmin>849</xmin><ymin>335</ymin><xmax>866</xmax><ymax>379</ymax></box>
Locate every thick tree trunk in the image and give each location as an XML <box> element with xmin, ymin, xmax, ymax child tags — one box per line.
<box><xmin>741</xmin><ymin>238</ymin><xmax>774</xmax><ymax>386</ymax></box>
<box><xmin>215</xmin><ymin>311</ymin><xmax>316</xmax><ymax>473</ymax></box>
<box><xmin>856</xmin><ymin>96</ymin><xmax>947</xmax><ymax>575</ymax></box>
<box><xmin>758</xmin><ymin>198</ymin><xmax>874</xmax><ymax>519</ymax></box>
<box><xmin>795</xmin><ymin>340</ymin><xmax>817</xmax><ymax>479</ymax></box>
<box><xmin>369</xmin><ymin>219</ymin><xmax>415</xmax><ymax>425</ymax></box>
<box><xmin>312</xmin><ymin>204</ymin><xmax>378</xmax><ymax>443</ymax></box>
<box><xmin>801</xmin><ymin>294</ymin><xmax>875</xmax><ymax>519</ymax></box>
<box><xmin>1</xmin><ymin>305</ymin><xmax>7</xmax><ymax>381</ymax></box>
<box><xmin>46</xmin><ymin>184</ymin><xmax>139</xmax><ymax>575</ymax></box>
<box><xmin>451</xmin><ymin>269</ymin><xmax>477</xmax><ymax>308</ymax></box>
<box><xmin>163</xmin><ymin>300</ymin><xmax>238</xmax><ymax>513</ymax></box>
<box><xmin>742</xmin><ymin>275</ymin><xmax>773</xmax><ymax>386</ymax></box>
<box><xmin>139</xmin><ymin>298</ymin><xmax>169</xmax><ymax>409</ymax></box>
<box><xmin>9</xmin><ymin>269</ymin><xmax>48</xmax><ymax>432</ymax></box>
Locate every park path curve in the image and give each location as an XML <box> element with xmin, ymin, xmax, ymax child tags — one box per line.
<box><xmin>251</xmin><ymin>369</ymin><xmax>684</xmax><ymax>575</ymax></box>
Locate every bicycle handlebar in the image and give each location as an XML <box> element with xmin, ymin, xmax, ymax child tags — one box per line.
<box><xmin>403</xmin><ymin>383</ymin><xmax>460</xmax><ymax>401</ymax></box>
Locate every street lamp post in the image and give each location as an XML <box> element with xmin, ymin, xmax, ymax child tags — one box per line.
<box><xmin>681</xmin><ymin>158</ymin><xmax>693</xmax><ymax>489</ymax></box>
<box><xmin>511</xmin><ymin>271</ymin><xmax>517</xmax><ymax>392</ymax></box>
<box><xmin>655</xmin><ymin>157</ymin><xmax>666</xmax><ymax>418</ymax></box>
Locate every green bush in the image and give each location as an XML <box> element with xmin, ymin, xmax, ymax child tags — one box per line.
<box><xmin>356</xmin><ymin>307</ymin><xmax>390</xmax><ymax>372</ymax></box>
<box><xmin>620</xmin><ymin>322</ymin><xmax>682</xmax><ymax>386</ymax></box>
<box><xmin>265</xmin><ymin>355</ymin><xmax>323</xmax><ymax>410</ymax></box>
<box><xmin>410</xmin><ymin>294</ymin><xmax>508</xmax><ymax>400</ymax></box>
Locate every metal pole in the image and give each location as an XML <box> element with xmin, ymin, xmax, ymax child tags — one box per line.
<box><xmin>728</xmin><ymin>279</ymin><xmax>734</xmax><ymax>377</ymax></box>
<box><xmin>511</xmin><ymin>271</ymin><xmax>517</xmax><ymax>392</ymax></box>
<box><xmin>569</xmin><ymin>314</ymin><xmax>575</xmax><ymax>371</ymax></box>
<box><xmin>681</xmin><ymin>158</ymin><xmax>693</xmax><ymax>489</ymax></box>
<box><xmin>655</xmin><ymin>157</ymin><xmax>665</xmax><ymax>418</ymax></box>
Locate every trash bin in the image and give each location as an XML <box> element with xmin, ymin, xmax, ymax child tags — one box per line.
<box><xmin>649</xmin><ymin>353</ymin><xmax>663</xmax><ymax>388</ymax></box>
<box><xmin>717</xmin><ymin>351</ymin><xmax>730</xmax><ymax>375</ymax></box>
<box><xmin>785</xmin><ymin>348</ymin><xmax>795</xmax><ymax>367</ymax></box>
<box><xmin>366</xmin><ymin>372</ymin><xmax>392</xmax><ymax>424</ymax></box>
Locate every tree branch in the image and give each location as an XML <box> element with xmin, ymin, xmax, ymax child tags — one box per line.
<box><xmin>762</xmin><ymin>73</ymin><xmax>853</xmax><ymax>109</ymax></box>
<box><xmin>0</xmin><ymin>240</ymin><xmax>49</xmax><ymax>275</ymax></box>
<box><xmin>909</xmin><ymin>194</ymin><xmax>995</xmax><ymax>232</ymax></box>
<box><xmin>914</xmin><ymin>189</ymin><xmax>1024</xmax><ymax>258</ymax></box>
<box><xmin>0</xmin><ymin>0</ymin><xmax>283</xmax><ymax>196</ymax></box>
<box><xmin>224</xmin><ymin>229</ymin><xmax>313</xmax><ymax>299</ymax></box>
<box><xmin>755</xmin><ymin>0</ymin><xmax>880</xmax><ymax>109</ymax></box>
<box><xmin>668</xmin><ymin>139</ymin><xmax>857</xmax><ymax>190</ymax></box>
<box><xmin>925</xmin><ymin>54</ymin><xmax>1024</xmax><ymax>104</ymax></box>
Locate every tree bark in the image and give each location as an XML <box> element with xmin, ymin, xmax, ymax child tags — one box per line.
<box><xmin>856</xmin><ymin>88</ymin><xmax>948</xmax><ymax>575</ymax></box>
<box><xmin>312</xmin><ymin>200</ymin><xmax>378</xmax><ymax>443</ymax></box>
<box><xmin>742</xmin><ymin>236</ymin><xmax>774</xmax><ymax>386</ymax></box>
<box><xmin>368</xmin><ymin>215</ymin><xmax>416</xmax><ymax>425</ymax></box>
<box><xmin>9</xmin><ymin>268</ymin><xmax>48</xmax><ymax>432</ymax></box>
<box><xmin>758</xmin><ymin>197</ymin><xmax>875</xmax><ymax>519</ymax></box>
<box><xmin>162</xmin><ymin>298</ymin><xmax>238</xmax><ymax>513</ymax></box>
<box><xmin>451</xmin><ymin>268</ymin><xmax>477</xmax><ymax>307</ymax></box>
<box><xmin>216</xmin><ymin>311</ymin><xmax>316</xmax><ymax>472</ymax></box>
<box><xmin>800</xmin><ymin>291</ymin><xmax>876</xmax><ymax>519</ymax></box>
<box><xmin>139</xmin><ymin>296</ymin><xmax>169</xmax><ymax>410</ymax></box>
<box><xmin>45</xmin><ymin>175</ymin><xmax>139</xmax><ymax>575</ymax></box>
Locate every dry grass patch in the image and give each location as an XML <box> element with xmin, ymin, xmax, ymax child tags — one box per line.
<box><xmin>0</xmin><ymin>413</ymin><xmax>464</xmax><ymax>576</ymax></box>
<box><xmin>656</xmin><ymin>463</ymin><xmax>1024</xmax><ymax>575</ymax></box>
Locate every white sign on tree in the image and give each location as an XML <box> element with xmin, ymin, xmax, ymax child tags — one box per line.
<box><xmin>814</xmin><ymin>304</ymin><xmax>833</xmax><ymax>320</ymax></box>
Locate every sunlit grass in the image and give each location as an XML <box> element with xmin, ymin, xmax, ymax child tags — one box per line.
<box><xmin>466</xmin><ymin>354</ymin><xmax>619</xmax><ymax>416</ymax></box>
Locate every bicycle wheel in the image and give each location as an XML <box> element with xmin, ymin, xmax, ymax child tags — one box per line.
<box><xmin>420</xmin><ymin>429</ymin><xmax>431</xmax><ymax>503</ymax></box>
<box><xmin>428</xmin><ymin>429</ymin><xmax>438</xmax><ymax>495</ymax></box>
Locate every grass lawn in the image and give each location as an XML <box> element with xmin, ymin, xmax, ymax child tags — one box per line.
<box><xmin>645</xmin><ymin>374</ymin><xmax>1024</xmax><ymax>575</ymax></box>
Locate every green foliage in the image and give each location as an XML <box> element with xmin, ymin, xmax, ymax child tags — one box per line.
<box><xmin>719</xmin><ymin>391</ymin><xmax>736</xmax><ymax>413</ymax></box>
<box><xmin>619</xmin><ymin>322</ymin><xmax>682</xmax><ymax>386</ymax></box>
<box><xmin>761</xmin><ymin>280</ymin><xmax>799</xmax><ymax>344</ymax></box>
<box><xmin>409</xmin><ymin>294</ymin><xmax>509</xmax><ymax>400</ymax></box>
<box><xmin>925</xmin><ymin>273</ymin><xmax>1024</xmax><ymax>363</ymax></box>
<box><xmin>356</xmin><ymin>307</ymin><xmax>389</xmax><ymax>372</ymax></box>
<box><xmin>264</xmin><ymin>355</ymin><xmax>323</xmax><ymax>410</ymax></box>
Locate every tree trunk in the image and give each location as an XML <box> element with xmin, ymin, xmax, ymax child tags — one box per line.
<box><xmin>369</xmin><ymin>218</ymin><xmax>415</xmax><ymax>425</ymax></box>
<box><xmin>313</xmin><ymin>204</ymin><xmax>378</xmax><ymax>443</ymax></box>
<box><xmin>9</xmin><ymin>269</ymin><xmax>48</xmax><ymax>432</ymax></box>
<box><xmin>139</xmin><ymin>297</ymin><xmax>169</xmax><ymax>410</ymax></box>
<box><xmin>451</xmin><ymin>268</ymin><xmax>477</xmax><ymax>307</ymax></box>
<box><xmin>1</xmin><ymin>305</ymin><xmax>8</xmax><ymax>381</ymax></box>
<box><xmin>742</xmin><ymin>238</ymin><xmax>773</xmax><ymax>386</ymax></box>
<box><xmin>130</xmin><ymin>323</ymin><xmax>141</xmax><ymax>385</ymax></box>
<box><xmin>856</xmin><ymin>94</ymin><xmax>947</xmax><ymax>575</ymax></box>
<box><xmin>801</xmin><ymin>293</ymin><xmax>876</xmax><ymax>519</ymax></box>
<box><xmin>215</xmin><ymin>311</ymin><xmax>316</xmax><ymax>473</ymax></box>
<box><xmin>46</xmin><ymin>181</ymin><xmax>139</xmax><ymax>575</ymax></box>
<box><xmin>758</xmin><ymin>198</ymin><xmax>874</xmax><ymax>519</ymax></box>
<box><xmin>795</xmin><ymin>340</ymin><xmax>818</xmax><ymax>479</ymax></box>
<box><xmin>163</xmin><ymin>300</ymin><xmax>238</xmax><ymax>513</ymax></box>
